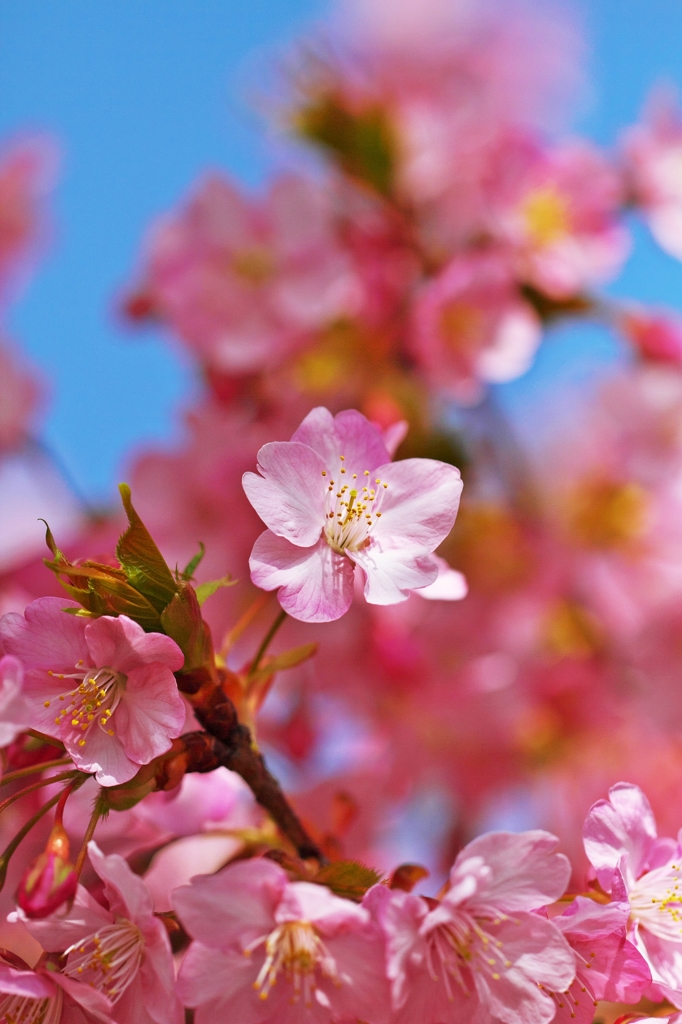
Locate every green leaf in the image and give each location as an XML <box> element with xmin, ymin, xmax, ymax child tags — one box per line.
<box><xmin>117</xmin><ymin>483</ymin><xmax>177</xmax><ymax>613</ymax></box>
<box><xmin>314</xmin><ymin>860</ymin><xmax>383</xmax><ymax>901</ymax></box>
<box><xmin>195</xmin><ymin>574</ymin><xmax>236</xmax><ymax>606</ymax></box>
<box><xmin>181</xmin><ymin>542</ymin><xmax>205</xmax><ymax>581</ymax></box>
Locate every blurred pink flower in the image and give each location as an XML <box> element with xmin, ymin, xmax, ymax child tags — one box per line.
<box><xmin>0</xmin><ymin>341</ymin><xmax>44</xmax><ymax>451</ymax></box>
<box><xmin>624</xmin><ymin>97</ymin><xmax>682</xmax><ymax>261</ymax></box>
<box><xmin>0</xmin><ymin>598</ymin><xmax>185</xmax><ymax>785</ymax></box>
<box><xmin>243</xmin><ymin>407</ymin><xmax>462</xmax><ymax>621</ymax></box>
<box><xmin>0</xmin><ymin>654</ymin><xmax>31</xmax><ymax>747</ymax></box>
<box><xmin>366</xmin><ymin>829</ymin><xmax>574</xmax><ymax>1024</ymax></box>
<box><xmin>129</xmin><ymin>173</ymin><xmax>360</xmax><ymax>373</ymax></box>
<box><xmin>549</xmin><ymin>896</ymin><xmax>651</xmax><ymax>1023</ymax></box>
<box><xmin>583</xmin><ymin>782</ymin><xmax>682</xmax><ymax>1007</ymax></box>
<box><xmin>620</xmin><ymin>307</ymin><xmax>682</xmax><ymax>365</ymax></box>
<box><xmin>174</xmin><ymin>857</ymin><xmax>390</xmax><ymax>1024</ymax></box>
<box><xmin>490</xmin><ymin>135</ymin><xmax>629</xmax><ymax>298</ymax></box>
<box><xmin>16</xmin><ymin>841</ymin><xmax>182</xmax><ymax>1024</ymax></box>
<box><xmin>411</xmin><ymin>251</ymin><xmax>542</xmax><ymax>402</ymax></box>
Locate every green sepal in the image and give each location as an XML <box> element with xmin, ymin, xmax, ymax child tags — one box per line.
<box><xmin>160</xmin><ymin>581</ymin><xmax>214</xmax><ymax>673</ymax></box>
<box><xmin>181</xmin><ymin>543</ymin><xmax>205</xmax><ymax>581</ymax></box>
<box><xmin>195</xmin><ymin>574</ymin><xmax>235</xmax><ymax>606</ymax></box>
<box><xmin>314</xmin><ymin>860</ymin><xmax>383</xmax><ymax>901</ymax></box>
<box><xmin>116</xmin><ymin>483</ymin><xmax>177</xmax><ymax>613</ymax></box>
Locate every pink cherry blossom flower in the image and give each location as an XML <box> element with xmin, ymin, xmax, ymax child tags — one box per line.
<box><xmin>411</xmin><ymin>252</ymin><xmax>542</xmax><ymax>403</ymax></box>
<box><xmin>0</xmin><ymin>598</ymin><xmax>186</xmax><ymax>785</ymax></box>
<box><xmin>0</xmin><ymin>340</ymin><xmax>44</xmax><ymax>451</ymax></box>
<box><xmin>623</xmin><ymin>97</ymin><xmax>682</xmax><ymax>262</ymax></box>
<box><xmin>243</xmin><ymin>407</ymin><xmax>463</xmax><ymax>622</ymax></box>
<box><xmin>583</xmin><ymin>782</ymin><xmax>682</xmax><ymax>1008</ymax></box>
<box><xmin>620</xmin><ymin>308</ymin><xmax>682</xmax><ymax>365</ymax></box>
<box><xmin>365</xmin><ymin>829</ymin><xmax>574</xmax><ymax>1024</ymax></box>
<box><xmin>0</xmin><ymin>952</ymin><xmax>113</xmax><ymax>1024</ymax></box>
<box><xmin>173</xmin><ymin>857</ymin><xmax>390</xmax><ymax>1024</ymax></box>
<box><xmin>128</xmin><ymin>173</ymin><xmax>360</xmax><ymax>373</ymax></box>
<box><xmin>548</xmin><ymin>897</ymin><xmax>651</xmax><ymax>1024</ymax></box>
<box><xmin>14</xmin><ymin>841</ymin><xmax>182</xmax><ymax>1024</ymax></box>
<box><xmin>0</xmin><ymin>654</ymin><xmax>31</xmax><ymax>747</ymax></box>
<box><xmin>490</xmin><ymin>135</ymin><xmax>629</xmax><ymax>298</ymax></box>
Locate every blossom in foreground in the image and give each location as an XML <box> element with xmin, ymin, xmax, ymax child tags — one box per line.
<box><xmin>411</xmin><ymin>252</ymin><xmax>542</xmax><ymax>403</ymax></box>
<box><xmin>365</xmin><ymin>830</ymin><xmax>574</xmax><ymax>1024</ymax></box>
<box><xmin>173</xmin><ymin>858</ymin><xmax>390</xmax><ymax>1024</ymax></box>
<box><xmin>0</xmin><ymin>598</ymin><xmax>186</xmax><ymax>785</ymax></box>
<box><xmin>0</xmin><ymin>654</ymin><xmax>31</xmax><ymax>746</ymax></box>
<box><xmin>583</xmin><ymin>781</ymin><xmax>682</xmax><ymax>1007</ymax></box>
<box><xmin>15</xmin><ymin>841</ymin><xmax>182</xmax><ymax>1024</ymax></box>
<box><xmin>548</xmin><ymin>896</ymin><xmax>651</xmax><ymax>1023</ymax></box>
<box><xmin>0</xmin><ymin>952</ymin><xmax>113</xmax><ymax>1024</ymax></box>
<box><xmin>243</xmin><ymin>407</ymin><xmax>463</xmax><ymax>622</ymax></box>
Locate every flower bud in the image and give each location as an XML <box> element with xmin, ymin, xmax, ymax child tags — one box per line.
<box><xmin>16</xmin><ymin>823</ymin><xmax>78</xmax><ymax>918</ymax></box>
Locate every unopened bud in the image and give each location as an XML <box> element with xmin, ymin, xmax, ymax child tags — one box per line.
<box><xmin>16</xmin><ymin>823</ymin><xmax>78</xmax><ymax>918</ymax></box>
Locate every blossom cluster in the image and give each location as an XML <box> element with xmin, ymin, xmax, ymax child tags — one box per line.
<box><xmin>5</xmin><ymin>0</ymin><xmax>682</xmax><ymax>1021</ymax></box>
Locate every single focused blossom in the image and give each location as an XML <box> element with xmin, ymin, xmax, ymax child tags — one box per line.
<box><xmin>583</xmin><ymin>782</ymin><xmax>682</xmax><ymax>1007</ymax></box>
<box><xmin>14</xmin><ymin>841</ymin><xmax>182</xmax><ymax>1024</ymax></box>
<box><xmin>173</xmin><ymin>858</ymin><xmax>390</xmax><ymax>1024</ymax></box>
<box><xmin>548</xmin><ymin>897</ymin><xmax>651</xmax><ymax>1024</ymax></box>
<box><xmin>0</xmin><ymin>598</ymin><xmax>186</xmax><ymax>785</ymax></box>
<box><xmin>0</xmin><ymin>653</ymin><xmax>31</xmax><ymax>747</ymax></box>
<box><xmin>365</xmin><ymin>830</ymin><xmax>574</xmax><ymax>1024</ymax></box>
<box><xmin>411</xmin><ymin>252</ymin><xmax>542</xmax><ymax>403</ymax></box>
<box><xmin>243</xmin><ymin>407</ymin><xmax>463</xmax><ymax>621</ymax></box>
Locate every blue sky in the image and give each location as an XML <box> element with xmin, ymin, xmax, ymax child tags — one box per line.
<box><xmin>2</xmin><ymin>0</ymin><xmax>682</xmax><ymax>502</ymax></box>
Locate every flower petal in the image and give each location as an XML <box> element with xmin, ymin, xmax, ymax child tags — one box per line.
<box><xmin>249</xmin><ymin>530</ymin><xmax>355</xmax><ymax>622</ymax></box>
<box><xmin>411</xmin><ymin>555</ymin><xmax>468</xmax><ymax>601</ymax></box>
<box><xmin>115</xmin><ymin>664</ymin><xmax>186</xmax><ymax>764</ymax></box>
<box><xmin>87</xmin><ymin>842</ymin><xmax>155</xmax><ymax>923</ymax></box>
<box><xmin>352</xmin><ymin>546</ymin><xmax>438</xmax><ymax>605</ymax></box>
<box><xmin>84</xmin><ymin>616</ymin><xmax>184</xmax><ymax>675</ymax></box>
<box><xmin>242</xmin><ymin>441</ymin><xmax>327</xmax><ymax>545</ymax></box>
<box><xmin>370</xmin><ymin>458</ymin><xmax>462</xmax><ymax>551</ymax></box>
<box><xmin>291</xmin><ymin>406</ymin><xmax>390</xmax><ymax>476</ymax></box>
<box><xmin>0</xmin><ymin>597</ymin><xmax>89</xmax><ymax>670</ymax></box>
<box><xmin>450</xmin><ymin>830</ymin><xmax>571</xmax><ymax>912</ymax></box>
<box><xmin>583</xmin><ymin>782</ymin><xmax>658</xmax><ymax>891</ymax></box>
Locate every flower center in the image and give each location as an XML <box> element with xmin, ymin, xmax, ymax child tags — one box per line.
<box><xmin>246</xmin><ymin>920</ymin><xmax>340</xmax><ymax>1007</ymax></box>
<box><xmin>0</xmin><ymin>989</ymin><xmax>62</xmax><ymax>1024</ymax></box>
<box><xmin>64</xmin><ymin>918</ymin><xmax>144</xmax><ymax>1002</ymax></box>
<box><xmin>322</xmin><ymin>455</ymin><xmax>388</xmax><ymax>555</ymax></box>
<box><xmin>629</xmin><ymin>861</ymin><xmax>682</xmax><ymax>941</ymax></box>
<box><xmin>521</xmin><ymin>185</ymin><xmax>570</xmax><ymax>246</ymax></box>
<box><xmin>425</xmin><ymin>910</ymin><xmax>513</xmax><ymax>1002</ymax></box>
<box><xmin>44</xmin><ymin>665</ymin><xmax>124</xmax><ymax>749</ymax></box>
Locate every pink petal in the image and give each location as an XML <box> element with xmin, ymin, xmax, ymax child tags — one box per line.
<box><xmin>0</xmin><ymin>655</ymin><xmax>30</xmax><ymax>746</ymax></box>
<box><xmin>177</xmin><ymin>943</ymin><xmax>263</xmax><ymax>1023</ymax></box>
<box><xmin>291</xmin><ymin>407</ymin><xmax>390</xmax><ymax>477</ymax></box>
<box><xmin>411</xmin><ymin>556</ymin><xmax>468</xmax><ymax>601</ymax></box>
<box><xmin>249</xmin><ymin>531</ymin><xmax>354</xmax><ymax>622</ymax></box>
<box><xmin>114</xmin><ymin>664</ymin><xmax>186</xmax><ymax>764</ymax></box>
<box><xmin>172</xmin><ymin>859</ymin><xmax>287</xmax><ymax>950</ymax></box>
<box><xmin>275</xmin><ymin>882</ymin><xmax>369</xmax><ymax>934</ymax></box>
<box><xmin>352</xmin><ymin>546</ymin><xmax>438</xmax><ymax>605</ymax></box>
<box><xmin>0</xmin><ymin>597</ymin><xmax>89</xmax><ymax>670</ymax></box>
<box><xmin>370</xmin><ymin>459</ymin><xmax>462</xmax><ymax>551</ymax></box>
<box><xmin>50</xmin><ymin>971</ymin><xmax>114</xmax><ymax>1023</ymax></box>
<box><xmin>72</xmin><ymin>724</ymin><xmax>138</xmax><ymax>786</ymax></box>
<box><xmin>450</xmin><ymin>830</ymin><xmax>571</xmax><ymax>912</ymax></box>
<box><xmin>583</xmin><ymin>782</ymin><xmax>658</xmax><ymax>891</ymax></box>
<box><xmin>574</xmin><ymin>933</ymin><xmax>651</xmax><ymax>1004</ymax></box>
<box><xmin>84</xmin><ymin>616</ymin><xmax>184</xmax><ymax>675</ymax></box>
<box><xmin>0</xmin><ymin>965</ymin><xmax>55</xmax><ymax>1000</ymax></box>
<box><xmin>137</xmin><ymin>925</ymin><xmax>183</xmax><ymax>1024</ymax></box>
<box><xmin>242</xmin><ymin>441</ymin><xmax>327</xmax><ymax>546</ymax></box>
<box><xmin>87</xmin><ymin>842</ymin><xmax>154</xmax><ymax>923</ymax></box>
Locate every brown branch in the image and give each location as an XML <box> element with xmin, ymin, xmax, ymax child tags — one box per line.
<box><xmin>174</xmin><ymin>678</ymin><xmax>322</xmax><ymax>862</ymax></box>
